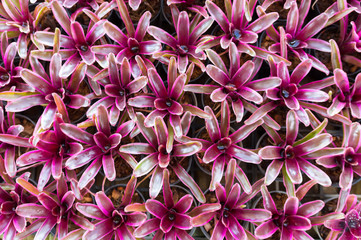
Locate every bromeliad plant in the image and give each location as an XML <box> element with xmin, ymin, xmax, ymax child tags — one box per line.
<box><xmin>16</xmin><ymin>114</ymin><xmax>82</xmax><ymax>190</ymax></box>
<box><xmin>185</xmin><ymin>42</ymin><xmax>281</xmax><ymax>123</ymax></box>
<box><xmin>263</xmin><ymin>0</ymin><xmax>331</xmax><ymax>73</ymax></box>
<box><xmin>327</xmin><ymin>69</ymin><xmax>361</xmax><ymax>119</ymax></box>
<box><xmin>254</xmin><ymin>184</ymin><xmax>344</xmax><ymax>239</ymax></box>
<box><xmin>0</xmin><ymin>0</ymin><xmax>359</xmax><ymax>238</ymax></box>
<box><xmin>148</xmin><ymin>6</ymin><xmax>213</xmax><ymax>73</ymax></box>
<box><xmin>0</xmin><ymin>172</ymin><xmax>37</xmax><ymax>240</ymax></box>
<box><xmin>77</xmin><ymin>177</ymin><xmax>147</xmax><ymax>239</ymax></box>
<box><xmin>245</xmin><ymin>57</ymin><xmax>331</xmax><ymax>126</ymax></box>
<box><xmin>192</xmin><ymin>100</ymin><xmax>262</xmax><ymax>192</ymax></box>
<box><xmin>258</xmin><ymin>110</ymin><xmax>343</xmax><ymax>186</ymax></box>
<box><xmin>87</xmin><ymin>54</ymin><xmax>148</xmax><ymax>124</ymax></box>
<box><xmin>317</xmin><ymin>122</ymin><xmax>361</xmax><ymax>190</ymax></box>
<box><xmin>128</xmin><ymin>57</ymin><xmax>209</xmax><ymax>137</ymax></box>
<box><xmin>200</xmin><ymin>0</ymin><xmax>285</xmax><ymax>62</ymax></box>
<box><xmin>134</xmin><ymin>169</ymin><xmax>194</xmax><ymax>239</ymax></box>
<box><xmin>191</xmin><ymin>159</ymin><xmax>271</xmax><ymax>240</ymax></box>
<box><xmin>60</xmin><ymin>105</ymin><xmax>134</xmax><ymax>189</ymax></box>
<box><xmin>119</xmin><ymin>113</ymin><xmax>204</xmax><ymax>201</ymax></box>
<box><xmin>92</xmin><ymin>0</ymin><xmax>161</xmax><ymax>77</ymax></box>
<box><xmin>0</xmin><ymin>53</ymin><xmax>90</xmax><ymax>130</ymax></box>
<box><xmin>324</xmin><ymin>191</ymin><xmax>361</xmax><ymax>240</ymax></box>
<box><xmin>33</xmin><ymin>1</ymin><xmax>106</xmax><ymax>77</ymax></box>
<box><xmin>15</xmin><ymin>174</ymin><xmax>94</xmax><ymax>240</ymax></box>
<box><xmin>0</xmin><ymin>0</ymin><xmax>48</xmax><ymax>58</ymax></box>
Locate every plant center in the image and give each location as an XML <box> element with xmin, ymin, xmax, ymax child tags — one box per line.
<box><xmin>282</xmin><ymin>89</ymin><xmax>290</xmax><ymax>98</ymax></box>
<box><xmin>168</xmin><ymin>213</ymin><xmax>175</xmax><ymax>221</ymax></box>
<box><xmin>217</xmin><ymin>143</ymin><xmax>227</xmax><ymax>151</ymax></box>
<box><xmin>223</xmin><ymin>207</ymin><xmax>229</xmax><ymax>218</ymax></box>
<box><xmin>347</xmin><ymin>216</ymin><xmax>361</xmax><ymax>229</ymax></box>
<box><xmin>166</xmin><ymin>99</ymin><xmax>173</xmax><ymax>107</ymax></box>
<box><xmin>113</xmin><ymin>215</ymin><xmax>123</xmax><ymax>226</ymax></box>
<box><xmin>80</xmin><ymin>45</ymin><xmax>88</xmax><ymax>52</ymax></box>
<box><xmin>288</xmin><ymin>39</ymin><xmax>300</xmax><ymax>48</ymax></box>
<box><xmin>130</xmin><ymin>46</ymin><xmax>139</xmax><ymax>53</ymax></box>
<box><xmin>178</xmin><ymin>45</ymin><xmax>189</xmax><ymax>55</ymax></box>
<box><xmin>280</xmin><ymin>146</ymin><xmax>295</xmax><ymax>160</ymax></box>
<box><xmin>0</xmin><ymin>73</ymin><xmax>9</xmax><ymax>82</ymax></box>
<box><xmin>119</xmin><ymin>89</ymin><xmax>125</xmax><ymax>96</ymax></box>
<box><xmin>225</xmin><ymin>83</ymin><xmax>237</xmax><ymax>93</ymax></box>
<box><xmin>232</xmin><ymin>29</ymin><xmax>242</xmax><ymax>40</ymax></box>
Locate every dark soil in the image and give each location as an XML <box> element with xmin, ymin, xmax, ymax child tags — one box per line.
<box><xmin>37</xmin><ymin>8</ymin><xmax>61</xmax><ymax>31</ymax></box>
<box><xmin>115</xmin><ymin>135</ymin><xmax>141</xmax><ymax>179</ymax></box>
<box><xmin>268</xmin><ymin>105</ymin><xmax>289</xmax><ymax>127</ymax></box>
<box><xmin>261</xmin><ymin>34</ymin><xmax>275</xmax><ymax>51</ymax></box>
<box><xmin>315</xmin><ymin>0</ymin><xmax>336</xmax><ymax>14</ymax></box>
<box><xmin>114</xmin><ymin>155</ymin><xmax>134</xmax><ymax>179</ymax></box>
<box><xmin>128</xmin><ymin>0</ymin><xmax>161</xmax><ymax>23</ymax></box>
<box><xmin>214</xmin><ymin>0</ymin><xmax>226</xmax><ymax>13</ymax></box>
<box><xmin>15</xmin><ymin>117</ymin><xmax>35</xmax><ymax>138</ymax></box>
<box><xmin>180</xmin><ymin>91</ymin><xmax>196</xmax><ymax>106</ymax></box>
<box><xmin>259</xmin><ymin>0</ymin><xmax>303</xmax><ymax>19</ymax></box>
<box><xmin>107</xmin><ymin>185</ymin><xmax>143</xmax><ymax>208</ymax></box>
<box><xmin>80</xmin><ymin>192</ymin><xmax>94</xmax><ymax>203</ymax></box>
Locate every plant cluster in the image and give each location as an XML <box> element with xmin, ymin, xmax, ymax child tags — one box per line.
<box><xmin>0</xmin><ymin>0</ymin><xmax>360</xmax><ymax>239</ymax></box>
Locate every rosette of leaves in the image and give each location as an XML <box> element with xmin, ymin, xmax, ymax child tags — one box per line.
<box><xmin>200</xmin><ymin>0</ymin><xmax>287</xmax><ymax>63</ymax></box>
<box><xmin>60</xmin><ymin>105</ymin><xmax>135</xmax><ymax>189</ymax></box>
<box><xmin>326</xmin><ymin>69</ymin><xmax>361</xmax><ymax>119</ymax></box>
<box><xmin>87</xmin><ymin>54</ymin><xmax>148</xmax><ymax>125</ymax></box>
<box><xmin>33</xmin><ymin>1</ymin><xmax>106</xmax><ymax>77</ymax></box>
<box><xmin>185</xmin><ymin>42</ymin><xmax>281</xmax><ymax>123</ymax></box>
<box><xmin>191</xmin><ymin>159</ymin><xmax>271</xmax><ymax>240</ymax></box>
<box><xmin>0</xmin><ymin>0</ymin><xmax>48</xmax><ymax>58</ymax></box>
<box><xmin>15</xmin><ymin>174</ymin><xmax>94</xmax><ymax>240</ymax></box>
<box><xmin>262</xmin><ymin>0</ymin><xmax>354</xmax><ymax>74</ymax></box>
<box><xmin>92</xmin><ymin>0</ymin><xmax>161</xmax><ymax>77</ymax></box>
<box><xmin>0</xmin><ymin>172</ymin><xmax>37</xmax><ymax>240</ymax></box>
<box><xmin>191</xmin><ymin>100</ymin><xmax>263</xmax><ymax>192</ymax></box>
<box><xmin>148</xmin><ymin>5</ymin><xmax>213</xmax><ymax>73</ymax></box>
<box><xmin>324</xmin><ymin>192</ymin><xmax>361</xmax><ymax>240</ymax></box>
<box><xmin>0</xmin><ymin>53</ymin><xmax>90</xmax><ymax>130</ymax></box>
<box><xmin>255</xmin><ymin>184</ymin><xmax>343</xmax><ymax>239</ymax></box>
<box><xmin>245</xmin><ymin>57</ymin><xmax>331</xmax><ymax>126</ymax></box>
<box><xmin>76</xmin><ymin>177</ymin><xmax>147</xmax><ymax>239</ymax></box>
<box><xmin>16</xmin><ymin>114</ymin><xmax>83</xmax><ymax>190</ymax></box>
<box><xmin>317</xmin><ymin>122</ymin><xmax>361</xmax><ymax>190</ymax></box>
<box><xmin>134</xmin><ymin>169</ymin><xmax>194</xmax><ymax>239</ymax></box>
<box><xmin>119</xmin><ymin>113</ymin><xmax>205</xmax><ymax>202</ymax></box>
<box><xmin>0</xmin><ymin>106</ymin><xmax>32</xmax><ymax>178</ymax></box>
<box><xmin>128</xmin><ymin>57</ymin><xmax>209</xmax><ymax>137</ymax></box>
<box><xmin>258</xmin><ymin>110</ymin><xmax>344</xmax><ymax>186</ymax></box>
